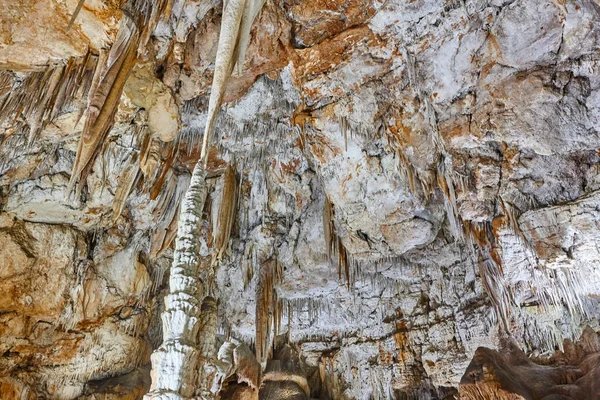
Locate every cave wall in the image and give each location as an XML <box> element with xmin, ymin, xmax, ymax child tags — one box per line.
<box><xmin>1</xmin><ymin>0</ymin><xmax>600</xmax><ymax>398</ymax></box>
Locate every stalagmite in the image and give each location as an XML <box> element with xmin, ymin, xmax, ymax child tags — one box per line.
<box><xmin>259</xmin><ymin>345</ymin><xmax>311</xmax><ymax>400</ymax></box>
<box><xmin>212</xmin><ymin>339</ymin><xmax>261</xmax><ymax>394</ymax></box>
<box><xmin>145</xmin><ymin>162</ymin><xmax>208</xmax><ymax>399</ymax></box>
<box><xmin>195</xmin><ymin>297</ymin><xmax>220</xmax><ymax>398</ymax></box>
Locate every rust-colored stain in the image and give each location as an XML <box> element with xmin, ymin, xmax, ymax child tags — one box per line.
<box><xmin>393</xmin><ymin>323</ymin><xmax>409</xmax><ymax>364</ymax></box>
<box><xmin>378</xmin><ymin>343</ymin><xmax>394</xmax><ymax>366</ymax></box>
<box><xmin>279</xmin><ymin>158</ymin><xmax>301</xmax><ymax>174</ymax></box>
<box><xmin>486</xmin><ymin>33</ymin><xmax>502</xmax><ymax>56</ymax></box>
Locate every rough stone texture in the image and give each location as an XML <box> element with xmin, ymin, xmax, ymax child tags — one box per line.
<box><xmin>0</xmin><ymin>0</ymin><xmax>120</xmax><ymax>68</ymax></box>
<box><xmin>1</xmin><ymin>0</ymin><xmax>600</xmax><ymax>399</ymax></box>
<box><xmin>459</xmin><ymin>328</ymin><xmax>600</xmax><ymax>399</ymax></box>
<box><xmin>0</xmin><ymin>218</ymin><xmax>155</xmax><ymax>398</ymax></box>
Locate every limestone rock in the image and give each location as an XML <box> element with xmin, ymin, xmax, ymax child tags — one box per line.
<box><xmin>460</xmin><ymin>329</ymin><xmax>600</xmax><ymax>400</ymax></box>
<box><xmin>0</xmin><ymin>0</ymin><xmax>600</xmax><ymax>398</ymax></box>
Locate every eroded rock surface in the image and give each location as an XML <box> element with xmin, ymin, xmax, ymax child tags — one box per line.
<box><xmin>1</xmin><ymin>0</ymin><xmax>600</xmax><ymax>399</ymax></box>
<box><xmin>459</xmin><ymin>328</ymin><xmax>600</xmax><ymax>400</ymax></box>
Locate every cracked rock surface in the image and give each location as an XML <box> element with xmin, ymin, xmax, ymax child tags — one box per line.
<box><xmin>1</xmin><ymin>0</ymin><xmax>600</xmax><ymax>399</ymax></box>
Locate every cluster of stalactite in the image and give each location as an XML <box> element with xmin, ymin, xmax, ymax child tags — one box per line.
<box><xmin>2</xmin><ymin>0</ymin><xmax>597</xmax><ymax>397</ymax></box>
<box><xmin>68</xmin><ymin>0</ymin><xmax>172</xmax><ymax>195</ymax></box>
<box><xmin>356</xmin><ymin>49</ymin><xmax>517</xmax><ymax>332</ymax></box>
<box><xmin>0</xmin><ymin>53</ymin><xmax>98</xmax><ymax>144</ymax></box>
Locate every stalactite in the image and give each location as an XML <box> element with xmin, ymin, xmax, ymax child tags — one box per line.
<box><xmin>395</xmin><ymin>150</ymin><xmax>423</xmax><ymax>200</ymax></box>
<box><xmin>322</xmin><ymin>196</ymin><xmax>353</xmax><ymax>289</ymax></box>
<box><xmin>147</xmin><ymin>0</ymin><xmax>266</xmax><ymax>395</ymax></box>
<box><xmin>478</xmin><ymin>253</ymin><xmax>513</xmax><ymax>332</ymax></box>
<box><xmin>236</xmin><ymin>0</ymin><xmax>267</xmax><ymax>73</ymax></box>
<box><xmin>199</xmin><ymin>0</ymin><xmax>266</xmax><ymax>164</ymax></box>
<box><xmin>323</xmin><ymin>196</ymin><xmax>334</xmax><ymax>263</ymax></box>
<box><xmin>147</xmin><ymin>0</ymin><xmax>268</xmax><ymax>382</ymax></box>
<box><xmin>139</xmin><ymin>135</ymin><xmax>162</xmax><ymax>188</ymax></box>
<box><xmin>436</xmin><ymin>158</ymin><xmax>466</xmax><ymax>243</ymax></box>
<box><xmin>341</xmin><ymin>116</ymin><xmax>349</xmax><ymax>151</ymax></box>
<box><xmin>242</xmin><ymin>242</ymin><xmax>255</xmax><ymax>290</ymax></box>
<box><xmin>68</xmin><ymin>16</ymin><xmax>140</xmax><ymax>196</ymax></box>
<box><xmin>66</xmin><ymin>0</ymin><xmax>86</xmax><ymax>32</ymax></box>
<box><xmin>212</xmin><ymin>164</ymin><xmax>238</xmax><ymax>263</ymax></box>
<box><xmin>112</xmin><ymin>152</ymin><xmax>141</xmax><ymax>221</ymax></box>
<box><xmin>68</xmin><ymin>0</ymin><xmax>171</xmax><ymax>195</ymax></box>
<box><xmin>497</xmin><ymin>194</ymin><xmax>595</xmax><ymax>323</ymax></box>
<box><xmin>397</xmin><ymin>48</ymin><xmax>530</xmax><ymax>335</ymax></box>
<box><xmin>0</xmin><ymin>71</ymin><xmax>12</xmax><ymax>101</ymax></box>
<box><xmin>255</xmin><ymin>257</ymin><xmax>280</xmax><ymax>365</ymax></box>
<box><xmin>531</xmin><ymin>263</ymin><xmax>591</xmax><ymax>319</ymax></box>
<box><xmin>150</xmin><ymin>171</ymin><xmax>185</xmax><ymax>258</ymax></box>
<box><xmin>281</xmin><ymin>297</ymin><xmax>332</xmax><ymax>328</ymax></box>
<box><xmin>153</xmin><ymin>208</ymin><xmax>181</xmax><ymax>257</ymax></box>
<box><xmin>149</xmin><ymin>260</ymin><xmax>168</xmax><ymax>296</ymax></box>
<box><xmin>500</xmin><ymin>198</ymin><xmax>527</xmax><ymax>245</ymax></box>
<box><xmin>0</xmin><ymin>53</ymin><xmax>98</xmax><ymax>142</ymax></box>
<box><xmin>150</xmin><ymin>143</ymin><xmax>177</xmax><ymax>201</ymax></box>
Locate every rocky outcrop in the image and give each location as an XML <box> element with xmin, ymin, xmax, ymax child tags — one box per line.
<box><xmin>0</xmin><ymin>217</ymin><xmax>155</xmax><ymax>398</ymax></box>
<box><xmin>460</xmin><ymin>328</ymin><xmax>600</xmax><ymax>400</ymax></box>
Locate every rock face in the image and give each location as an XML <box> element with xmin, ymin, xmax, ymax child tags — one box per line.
<box><xmin>459</xmin><ymin>328</ymin><xmax>600</xmax><ymax>400</ymax></box>
<box><xmin>0</xmin><ymin>218</ymin><xmax>154</xmax><ymax>399</ymax></box>
<box><xmin>1</xmin><ymin>0</ymin><xmax>600</xmax><ymax>399</ymax></box>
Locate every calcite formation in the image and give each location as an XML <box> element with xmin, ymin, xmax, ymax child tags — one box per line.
<box><xmin>459</xmin><ymin>328</ymin><xmax>600</xmax><ymax>399</ymax></box>
<box><xmin>1</xmin><ymin>0</ymin><xmax>600</xmax><ymax>399</ymax></box>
